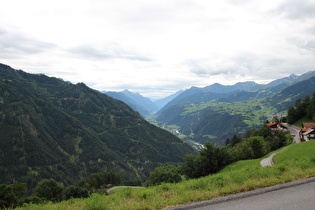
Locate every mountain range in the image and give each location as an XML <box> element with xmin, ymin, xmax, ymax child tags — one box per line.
<box><xmin>156</xmin><ymin>72</ymin><xmax>315</xmax><ymax>145</ymax></box>
<box><xmin>0</xmin><ymin>63</ymin><xmax>194</xmax><ymax>191</ymax></box>
<box><xmin>103</xmin><ymin>89</ymin><xmax>183</xmax><ymax>116</ymax></box>
<box><xmin>1</xmin><ymin>61</ymin><xmax>314</xmax><ymax>192</ymax></box>
<box><xmin>99</xmin><ymin>71</ymin><xmax>315</xmax><ymax>146</ymax></box>
<box><xmin>104</xmin><ymin>72</ymin><xmax>313</xmax><ymax>118</ymax></box>
<box><xmin>103</xmin><ymin>89</ymin><xmax>159</xmax><ymax>116</ymax></box>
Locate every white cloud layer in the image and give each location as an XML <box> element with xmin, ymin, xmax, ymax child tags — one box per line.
<box><xmin>0</xmin><ymin>0</ymin><xmax>314</xmax><ymax>99</ymax></box>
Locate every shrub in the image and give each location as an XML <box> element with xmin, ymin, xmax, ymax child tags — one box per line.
<box><xmin>0</xmin><ymin>183</ymin><xmax>26</xmax><ymax>208</ymax></box>
<box><xmin>146</xmin><ymin>163</ymin><xmax>182</xmax><ymax>186</ymax></box>
<box><xmin>34</xmin><ymin>179</ymin><xmax>63</xmax><ymax>202</ymax></box>
<box><xmin>64</xmin><ymin>185</ymin><xmax>89</xmax><ymax>200</ymax></box>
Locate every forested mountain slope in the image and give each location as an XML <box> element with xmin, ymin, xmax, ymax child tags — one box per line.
<box><xmin>0</xmin><ymin>63</ymin><xmax>194</xmax><ymax>191</ymax></box>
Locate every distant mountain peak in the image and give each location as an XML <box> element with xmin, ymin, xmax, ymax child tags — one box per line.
<box><xmin>122</xmin><ymin>89</ymin><xmax>131</xmax><ymax>93</ymax></box>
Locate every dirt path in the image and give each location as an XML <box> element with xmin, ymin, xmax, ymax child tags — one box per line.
<box><xmin>260</xmin><ymin>152</ymin><xmax>279</xmax><ymax>167</ymax></box>
<box><xmin>106</xmin><ymin>186</ymin><xmax>143</xmax><ymax>194</ymax></box>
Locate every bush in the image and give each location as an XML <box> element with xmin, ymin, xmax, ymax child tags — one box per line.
<box><xmin>146</xmin><ymin>163</ymin><xmax>182</xmax><ymax>186</ymax></box>
<box><xmin>64</xmin><ymin>185</ymin><xmax>89</xmax><ymax>200</ymax></box>
<box><xmin>22</xmin><ymin>196</ymin><xmax>43</xmax><ymax>205</ymax></box>
<box><xmin>34</xmin><ymin>179</ymin><xmax>63</xmax><ymax>202</ymax></box>
<box><xmin>0</xmin><ymin>183</ymin><xmax>26</xmax><ymax>208</ymax></box>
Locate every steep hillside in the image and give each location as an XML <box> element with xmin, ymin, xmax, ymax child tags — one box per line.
<box><xmin>263</xmin><ymin>76</ymin><xmax>315</xmax><ymax>111</ymax></box>
<box><xmin>0</xmin><ymin>63</ymin><xmax>194</xmax><ymax>190</ymax></box>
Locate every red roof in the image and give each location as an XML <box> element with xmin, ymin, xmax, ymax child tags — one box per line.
<box><xmin>303</xmin><ymin>123</ymin><xmax>315</xmax><ymax>129</ymax></box>
<box><xmin>267</xmin><ymin>123</ymin><xmax>277</xmax><ymax>127</ymax></box>
<box><xmin>301</xmin><ymin>128</ymin><xmax>310</xmax><ymax>132</ymax></box>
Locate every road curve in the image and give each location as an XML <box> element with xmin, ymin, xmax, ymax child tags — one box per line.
<box><xmin>260</xmin><ymin>152</ymin><xmax>279</xmax><ymax>167</ymax></box>
<box><xmin>106</xmin><ymin>186</ymin><xmax>143</xmax><ymax>194</ymax></box>
<box><xmin>283</xmin><ymin>123</ymin><xmax>301</xmax><ymax>143</ymax></box>
<box><xmin>167</xmin><ymin>177</ymin><xmax>315</xmax><ymax>210</ymax></box>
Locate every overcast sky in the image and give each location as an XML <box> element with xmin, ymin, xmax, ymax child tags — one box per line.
<box><xmin>1</xmin><ymin>0</ymin><xmax>315</xmax><ymax>99</ymax></box>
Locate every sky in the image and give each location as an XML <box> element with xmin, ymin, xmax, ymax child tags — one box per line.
<box><xmin>0</xmin><ymin>0</ymin><xmax>315</xmax><ymax>99</ymax></box>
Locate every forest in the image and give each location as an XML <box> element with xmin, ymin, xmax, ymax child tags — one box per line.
<box><xmin>0</xmin><ymin>63</ymin><xmax>194</xmax><ymax>197</ymax></box>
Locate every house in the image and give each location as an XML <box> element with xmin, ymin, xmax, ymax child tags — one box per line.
<box><xmin>303</xmin><ymin>129</ymin><xmax>315</xmax><ymax>141</ymax></box>
<box><xmin>266</xmin><ymin>123</ymin><xmax>288</xmax><ymax>133</ymax></box>
<box><xmin>299</xmin><ymin>122</ymin><xmax>315</xmax><ymax>142</ymax></box>
<box><xmin>302</xmin><ymin>123</ymin><xmax>315</xmax><ymax>129</ymax></box>
<box><xmin>267</xmin><ymin>122</ymin><xmax>278</xmax><ymax>130</ymax></box>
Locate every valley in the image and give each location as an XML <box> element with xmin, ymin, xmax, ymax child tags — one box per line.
<box><xmin>1</xmin><ymin>62</ymin><xmax>315</xmax><ymax>209</ymax></box>
<box><xmin>130</xmin><ymin>72</ymin><xmax>313</xmax><ymax>146</ymax></box>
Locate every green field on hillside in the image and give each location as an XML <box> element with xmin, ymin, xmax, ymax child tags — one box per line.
<box><xmin>18</xmin><ymin>141</ymin><xmax>315</xmax><ymax>210</ymax></box>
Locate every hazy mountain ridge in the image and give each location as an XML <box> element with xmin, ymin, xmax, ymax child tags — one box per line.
<box><xmin>104</xmin><ymin>90</ymin><xmax>151</xmax><ymax>116</ymax></box>
<box><xmin>0</xmin><ymin>63</ymin><xmax>194</xmax><ymax>191</ymax></box>
<box><xmin>103</xmin><ymin>89</ymin><xmax>159</xmax><ymax>116</ymax></box>
<box><xmin>157</xmin><ymin>71</ymin><xmax>315</xmax><ymax>115</ymax></box>
<box><xmin>153</xmin><ymin>90</ymin><xmax>184</xmax><ymax>109</ymax></box>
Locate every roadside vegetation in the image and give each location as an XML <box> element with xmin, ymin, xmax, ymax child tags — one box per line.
<box><xmin>15</xmin><ymin>141</ymin><xmax>315</xmax><ymax>210</ymax></box>
<box><xmin>2</xmin><ymin>121</ymin><xmax>293</xmax><ymax>209</ymax></box>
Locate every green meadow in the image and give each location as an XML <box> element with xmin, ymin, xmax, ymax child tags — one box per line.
<box><xmin>18</xmin><ymin>141</ymin><xmax>315</xmax><ymax>210</ymax></box>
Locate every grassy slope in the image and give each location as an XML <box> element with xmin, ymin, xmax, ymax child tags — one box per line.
<box><xmin>19</xmin><ymin>141</ymin><xmax>315</xmax><ymax>210</ymax></box>
<box><xmin>293</xmin><ymin>117</ymin><xmax>314</xmax><ymax>127</ymax></box>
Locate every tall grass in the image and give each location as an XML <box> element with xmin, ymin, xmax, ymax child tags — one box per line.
<box><xmin>18</xmin><ymin>141</ymin><xmax>315</xmax><ymax>210</ymax></box>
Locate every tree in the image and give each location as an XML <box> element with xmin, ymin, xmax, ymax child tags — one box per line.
<box><xmin>287</xmin><ymin>106</ymin><xmax>297</xmax><ymax>124</ymax></box>
<box><xmin>244</xmin><ymin>129</ymin><xmax>252</xmax><ymax>139</ymax></box>
<box><xmin>195</xmin><ymin>142</ymin><xmax>218</xmax><ymax>176</ymax></box>
<box><xmin>35</xmin><ymin>179</ymin><xmax>63</xmax><ymax>202</ymax></box>
<box><xmin>180</xmin><ymin>154</ymin><xmax>197</xmax><ymax>179</ymax></box>
<box><xmin>147</xmin><ymin>163</ymin><xmax>182</xmax><ymax>186</ymax></box>
<box><xmin>231</xmin><ymin>134</ymin><xmax>242</xmax><ymax>146</ymax></box>
<box><xmin>253</xmin><ymin>123</ymin><xmax>272</xmax><ymax>139</ymax></box>
<box><xmin>306</xmin><ymin>92</ymin><xmax>315</xmax><ymax>120</ymax></box>
<box><xmin>0</xmin><ymin>183</ymin><xmax>26</xmax><ymax>208</ymax></box>
<box><xmin>272</xmin><ymin>116</ymin><xmax>280</xmax><ymax>124</ymax></box>
<box><xmin>64</xmin><ymin>185</ymin><xmax>88</xmax><ymax>200</ymax></box>
<box><xmin>0</xmin><ymin>184</ymin><xmax>19</xmax><ymax>208</ymax></box>
<box><xmin>249</xmin><ymin>136</ymin><xmax>267</xmax><ymax>159</ymax></box>
<box><xmin>225</xmin><ymin>138</ymin><xmax>230</xmax><ymax>146</ymax></box>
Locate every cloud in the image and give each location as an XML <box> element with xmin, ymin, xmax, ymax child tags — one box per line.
<box><xmin>0</xmin><ymin>28</ymin><xmax>57</xmax><ymax>59</ymax></box>
<box><xmin>68</xmin><ymin>45</ymin><xmax>152</xmax><ymax>61</ymax></box>
<box><xmin>271</xmin><ymin>0</ymin><xmax>315</xmax><ymax>20</ymax></box>
<box><xmin>1</xmin><ymin>0</ymin><xmax>315</xmax><ymax>99</ymax></box>
<box><xmin>186</xmin><ymin>59</ymin><xmax>246</xmax><ymax>77</ymax></box>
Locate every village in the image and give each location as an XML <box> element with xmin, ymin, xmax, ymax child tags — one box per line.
<box><xmin>267</xmin><ymin>122</ymin><xmax>315</xmax><ymax>143</ymax></box>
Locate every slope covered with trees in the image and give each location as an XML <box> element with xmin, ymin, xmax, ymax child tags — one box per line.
<box><xmin>0</xmin><ymin>63</ymin><xmax>194</xmax><ymax>192</ymax></box>
<box><xmin>286</xmin><ymin>92</ymin><xmax>315</xmax><ymax>123</ymax></box>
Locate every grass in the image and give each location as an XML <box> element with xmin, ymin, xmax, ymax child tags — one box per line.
<box><xmin>293</xmin><ymin>117</ymin><xmax>314</xmax><ymax>127</ymax></box>
<box><xmin>18</xmin><ymin>141</ymin><xmax>315</xmax><ymax>210</ymax></box>
<box><xmin>274</xmin><ymin>140</ymin><xmax>315</xmax><ymax>164</ymax></box>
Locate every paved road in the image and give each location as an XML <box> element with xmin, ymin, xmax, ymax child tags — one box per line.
<box><xmin>168</xmin><ymin>177</ymin><xmax>315</xmax><ymax>210</ymax></box>
<box><xmin>260</xmin><ymin>152</ymin><xmax>279</xmax><ymax>167</ymax></box>
<box><xmin>283</xmin><ymin>123</ymin><xmax>301</xmax><ymax>143</ymax></box>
